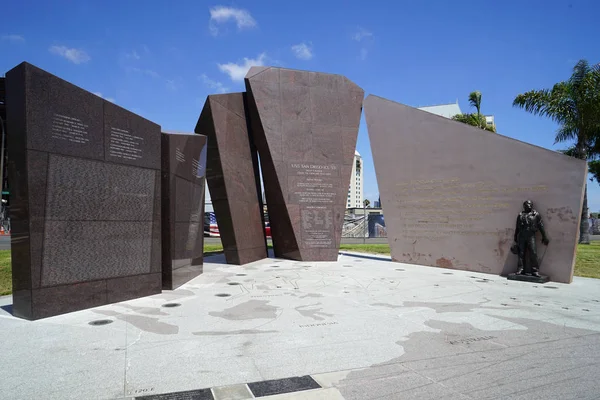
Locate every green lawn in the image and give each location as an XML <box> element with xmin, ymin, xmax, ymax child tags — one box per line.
<box><xmin>203</xmin><ymin>244</ymin><xmax>225</xmax><ymax>255</ymax></box>
<box><xmin>0</xmin><ymin>242</ymin><xmax>598</xmax><ymax>296</ymax></box>
<box><xmin>339</xmin><ymin>244</ymin><xmax>391</xmax><ymax>255</ymax></box>
<box><xmin>0</xmin><ymin>250</ymin><xmax>11</xmax><ymax>296</ymax></box>
<box><xmin>573</xmin><ymin>241</ymin><xmax>600</xmax><ymax>278</ymax></box>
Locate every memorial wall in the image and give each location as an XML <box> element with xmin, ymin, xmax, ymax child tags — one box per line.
<box><xmin>161</xmin><ymin>132</ymin><xmax>207</xmax><ymax>289</ymax></box>
<box><xmin>6</xmin><ymin>62</ymin><xmax>162</xmax><ymax>319</ymax></box>
<box><xmin>365</xmin><ymin>95</ymin><xmax>586</xmax><ymax>283</ymax></box>
<box><xmin>196</xmin><ymin>93</ymin><xmax>268</xmax><ymax>265</ymax></box>
<box><xmin>245</xmin><ymin>67</ymin><xmax>364</xmax><ymax>261</ymax></box>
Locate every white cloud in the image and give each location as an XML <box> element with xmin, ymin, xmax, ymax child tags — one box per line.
<box><xmin>93</xmin><ymin>92</ymin><xmax>115</xmax><ymax>103</ymax></box>
<box><xmin>291</xmin><ymin>42</ymin><xmax>313</xmax><ymax>60</ymax></box>
<box><xmin>128</xmin><ymin>67</ymin><xmax>160</xmax><ymax>78</ymax></box>
<box><xmin>217</xmin><ymin>53</ymin><xmax>267</xmax><ymax>82</ymax></box>
<box><xmin>359</xmin><ymin>48</ymin><xmax>368</xmax><ymax>61</ymax></box>
<box><xmin>2</xmin><ymin>34</ymin><xmax>25</xmax><ymax>42</ymax></box>
<box><xmin>49</xmin><ymin>45</ymin><xmax>91</xmax><ymax>64</ymax></box>
<box><xmin>353</xmin><ymin>27</ymin><xmax>373</xmax><ymax>42</ymax></box>
<box><xmin>166</xmin><ymin>79</ymin><xmax>177</xmax><ymax>91</ymax></box>
<box><xmin>209</xmin><ymin>6</ymin><xmax>257</xmax><ymax>36</ymax></box>
<box><xmin>126</xmin><ymin>50</ymin><xmax>140</xmax><ymax>60</ymax></box>
<box><xmin>200</xmin><ymin>74</ymin><xmax>229</xmax><ymax>93</ymax></box>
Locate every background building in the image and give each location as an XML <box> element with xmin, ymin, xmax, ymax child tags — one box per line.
<box><xmin>419</xmin><ymin>102</ymin><xmax>496</xmax><ymax>132</ymax></box>
<box><xmin>347</xmin><ymin>150</ymin><xmax>363</xmax><ymax>209</ymax></box>
<box><xmin>485</xmin><ymin>115</ymin><xmax>496</xmax><ymax>131</ymax></box>
<box><xmin>418</xmin><ymin>102</ymin><xmax>462</xmax><ymax>118</ymax></box>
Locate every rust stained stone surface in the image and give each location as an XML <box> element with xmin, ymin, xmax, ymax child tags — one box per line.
<box><xmin>195</xmin><ymin>93</ymin><xmax>267</xmax><ymax>265</ymax></box>
<box><xmin>365</xmin><ymin>95</ymin><xmax>587</xmax><ymax>283</ymax></box>
<box><xmin>161</xmin><ymin>132</ymin><xmax>207</xmax><ymax>289</ymax></box>
<box><xmin>6</xmin><ymin>62</ymin><xmax>162</xmax><ymax>319</ymax></box>
<box><xmin>245</xmin><ymin>67</ymin><xmax>364</xmax><ymax>261</ymax></box>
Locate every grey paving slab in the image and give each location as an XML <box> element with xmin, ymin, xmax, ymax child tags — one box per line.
<box><xmin>1</xmin><ymin>253</ymin><xmax>600</xmax><ymax>399</ymax></box>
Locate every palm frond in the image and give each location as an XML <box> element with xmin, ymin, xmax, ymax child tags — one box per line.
<box><xmin>558</xmin><ymin>146</ymin><xmax>579</xmax><ymax>158</ymax></box>
<box><xmin>589</xmin><ymin>160</ymin><xmax>600</xmax><ymax>183</ymax></box>
<box><xmin>468</xmin><ymin>91</ymin><xmax>482</xmax><ymax>112</ymax></box>
<box><xmin>570</xmin><ymin>60</ymin><xmax>590</xmax><ymax>88</ymax></box>
<box><xmin>554</xmin><ymin>124</ymin><xmax>578</xmax><ymax>144</ymax></box>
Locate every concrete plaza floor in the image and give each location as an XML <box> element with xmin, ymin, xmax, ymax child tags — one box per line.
<box><xmin>1</xmin><ymin>252</ymin><xmax>600</xmax><ymax>399</ymax></box>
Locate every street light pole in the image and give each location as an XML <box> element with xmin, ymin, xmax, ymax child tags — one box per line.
<box><xmin>363</xmin><ymin>199</ymin><xmax>366</xmax><ymax>245</ymax></box>
<box><xmin>0</xmin><ymin>115</ymin><xmax>5</xmax><ymax>230</ymax></box>
<box><xmin>0</xmin><ymin>115</ymin><xmax>5</xmax><ymax>198</ymax></box>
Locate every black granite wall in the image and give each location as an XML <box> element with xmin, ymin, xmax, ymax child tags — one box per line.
<box><xmin>161</xmin><ymin>132</ymin><xmax>207</xmax><ymax>289</ymax></box>
<box><xmin>6</xmin><ymin>62</ymin><xmax>162</xmax><ymax>319</ymax></box>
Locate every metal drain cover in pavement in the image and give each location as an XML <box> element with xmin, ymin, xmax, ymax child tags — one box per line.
<box><xmin>89</xmin><ymin>319</ymin><xmax>113</xmax><ymax>326</ymax></box>
<box><xmin>227</xmin><ymin>282</ymin><xmax>241</xmax><ymax>285</ymax></box>
<box><xmin>161</xmin><ymin>303</ymin><xmax>181</xmax><ymax>308</ymax></box>
<box><xmin>215</xmin><ymin>293</ymin><xmax>231</xmax><ymax>297</ymax></box>
<box><xmin>236</xmin><ymin>273</ymin><xmax>247</xmax><ymax>276</ymax></box>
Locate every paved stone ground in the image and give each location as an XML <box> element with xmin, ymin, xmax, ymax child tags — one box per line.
<box><xmin>1</xmin><ymin>252</ymin><xmax>600</xmax><ymax>399</ymax></box>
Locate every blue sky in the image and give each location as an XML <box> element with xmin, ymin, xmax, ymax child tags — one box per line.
<box><xmin>2</xmin><ymin>0</ymin><xmax>599</xmax><ymax>212</ymax></box>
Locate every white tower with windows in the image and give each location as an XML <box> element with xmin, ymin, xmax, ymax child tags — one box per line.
<box><xmin>347</xmin><ymin>150</ymin><xmax>363</xmax><ymax>208</ymax></box>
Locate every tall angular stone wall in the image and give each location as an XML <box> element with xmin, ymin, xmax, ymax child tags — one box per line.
<box><xmin>365</xmin><ymin>95</ymin><xmax>587</xmax><ymax>283</ymax></box>
<box><xmin>245</xmin><ymin>67</ymin><xmax>364</xmax><ymax>261</ymax></box>
<box><xmin>161</xmin><ymin>132</ymin><xmax>207</xmax><ymax>289</ymax></box>
<box><xmin>6</xmin><ymin>62</ymin><xmax>162</xmax><ymax>319</ymax></box>
<box><xmin>195</xmin><ymin>93</ymin><xmax>268</xmax><ymax>265</ymax></box>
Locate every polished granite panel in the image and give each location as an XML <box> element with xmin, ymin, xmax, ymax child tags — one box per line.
<box><xmin>104</xmin><ymin>100</ymin><xmax>161</xmax><ymax>169</ymax></box>
<box><xmin>41</xmin><ymin>221</ymin><xmax>153</xmax><ymax>286</ymax></box>
<box><xmin>245</xmin><ymin>67</ymin><xmax>364</xmax><ymax>261</ymax></box>
<box><xmin>364</xmin><ymin>95</ymin><xmax>587</xmax><ymax>283</ymax></box>
<box><xmin>5</xmin><ymin>62</ymin><xmax>162</xmax><ymax>319</ymax></box>
<box><xmin>45</xmin><ymin>154</ymin><xmax>155</xmax><ymax>221</ymax></box>
<box><xmin>106</xmin><ymin>273</ymin><xmax>162</xmax><ymax>304</ymax></box>
<box><xmin>161</xmin><ymin>132</ymin><xmax>206</xmax><ymax>290</ymax></box>
<box><xmin>195</xmin><ymin>93</ymin><xmax>267</xmax><ymax>265</ymax></box>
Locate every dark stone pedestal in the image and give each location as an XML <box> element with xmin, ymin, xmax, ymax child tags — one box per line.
<box><xmin>507</xmin><ymin>273</ymin><xmax>550</xmax><ymax>283</ymax></box>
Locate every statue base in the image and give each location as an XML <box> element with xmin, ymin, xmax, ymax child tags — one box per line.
<box><xmin>507</xmin><ymin>273</ymin><xmax>549</xmax><ymax>283</ymax></box>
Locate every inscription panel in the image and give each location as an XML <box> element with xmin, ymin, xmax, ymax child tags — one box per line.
<box><xmin>45</xmin><ymin>155</ymin><xmax>155</xmax><ymax>221</ymax></box>
<box><xmin>365</xmin><ymin>95</ymin><xmax>587</xmax><ymax>283</ymax></box>
<box><xmin>288</xmin><ymin>163</ymin><xmax>340</xmax><ymax>205</ymax></box>
<box><xmin>289</xmin><ymin>163</ymin><xmax>339</xmax><ymax>249</ymax></box>
<box><xmin>393</xmin><ymin>178</ymin><xmax>549</xmax><ymax>240</ymax></box>
<box><xmin>41</xmin><ymin>221</ymin><xmax>153</xmax><ymax>286</ymax></box>
<box><xmin>300</xmin><ymin>206</ymin><xmax>335</xmax><ymax>248</ymax></box>
<box><xmin>26</xmin><ymin>64</ymin><xmax>104</xmax><ymax>159</ymax></box>
<box><xmin>104</xmin><ymin>101</ymin><xmax>161</xmax><ymax>169</ymax></box>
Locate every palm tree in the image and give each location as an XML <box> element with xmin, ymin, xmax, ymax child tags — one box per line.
<box><xmin>468</xmin><ymin>91</ymin><xmax>483</xmax><ymax>128</ymax></box>
<box><xmin>452</xmin><ymin>91</ymin><xmax>496</xmax><ymax>132</ymax></box>
<box><xmin>513</xmin><ymin>59</ymin><xmax>600</xmax><ymax>244</ymax></box>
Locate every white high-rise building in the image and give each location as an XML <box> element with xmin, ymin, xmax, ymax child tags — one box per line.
<box><xmin>347</xmin><ymin>150</ymin><xmax>363</xmax><ymax>209</ymax></box>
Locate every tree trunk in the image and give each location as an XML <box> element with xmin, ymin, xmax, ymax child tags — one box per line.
<box><xmin>579</xmin><ymin>183</ymin><xmax>590</xmax><ymax>244</ymax></box>
<box><xmin>577</xmin><ymin>141</ymin><xmax>590</xmax><ymax>244</ymax></box>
